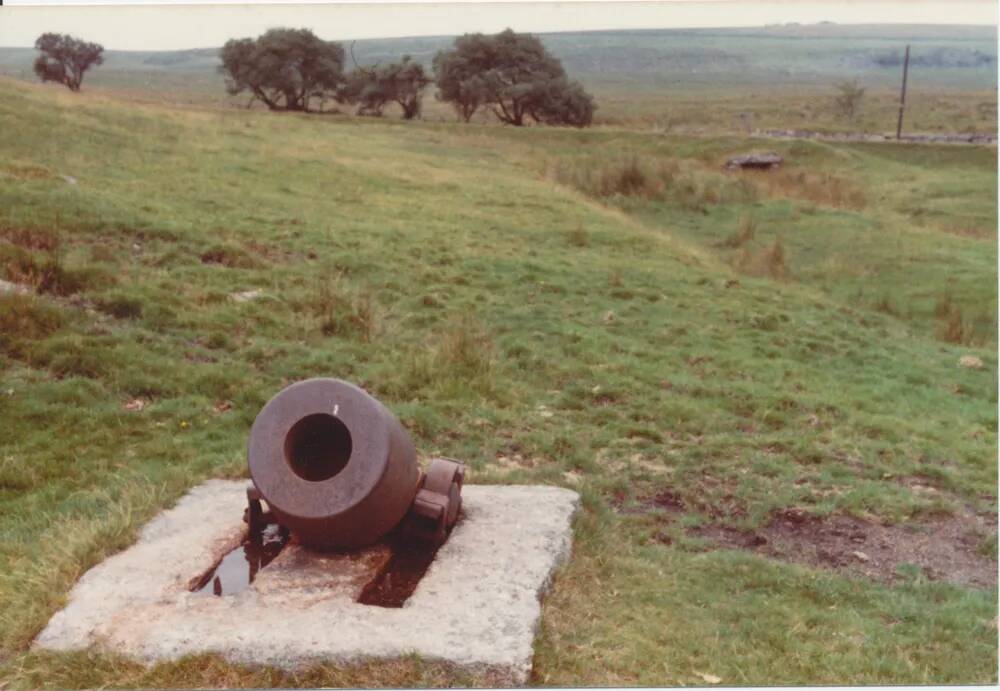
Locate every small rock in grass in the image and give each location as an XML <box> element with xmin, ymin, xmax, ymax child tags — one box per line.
<box><xmin>231</xmin><ymin>289</ymin><xmax>264</xmax><ymax>303</ymax></box>
<box><xmin>725</xmin><ymin>151</ymin><xmax>783</xmax><ymax>170</ymax></box>
<box><xmin>959</xmin><ymin>355</ymin><xmax>984</xmax><ymax>369</ymax></box>
<box><xmin>123</xmin><ymin>398</ymin><xmax>147</xmax><ymax>412</ymax></box>
<box><xmin>0</xmin><ymin>279</ymin><xmax>31</xmax><ymax>296</ymax></box>
<box><xmin>852</xmin><ymin>550</ymin><xmax>871</xmax><ymax>563</ymax></box>
<box><xmin>60</xmin><ymin>174</ymin><xmax>78</xmax><ymax>185</ymax></box>
<box><xmin>695</xmin><ymin>672</ymin><xmax>722</xmax><ymax>684</ymax></box>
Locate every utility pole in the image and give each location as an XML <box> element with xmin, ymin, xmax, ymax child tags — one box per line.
<box><xmin>896</xmin><ymin>44</ymin><xmax>910</xmax><ymax>140</ymax></box>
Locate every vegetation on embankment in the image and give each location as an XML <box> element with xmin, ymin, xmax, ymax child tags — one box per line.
<box><xmin>0</xmin><ymin>75</ymin><xmax>996</xmax><ymax>687</ymax></box>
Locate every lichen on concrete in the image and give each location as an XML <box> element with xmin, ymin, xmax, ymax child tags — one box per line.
<box><xmin>34</xmin><ymin>480</ymin><xmax>579</xmax><ymax>684</ymax></box>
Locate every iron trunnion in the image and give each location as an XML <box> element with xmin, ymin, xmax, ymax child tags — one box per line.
<box><xmin>244</xmin><ymin>378</ymin><xmax>464</xmax><ymax>550</ymax></box>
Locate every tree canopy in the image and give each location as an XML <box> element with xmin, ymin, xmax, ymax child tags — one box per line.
<box><xmin>433</xmin><ymin>29</ymin><xmax>595</xmax><ymax>127</ymax></box>
<box><xmin>342</xmin><ymin>55</ymin><xmax>431</xmax><ymax>119</ymax></box>
<box><xmin>219</xmin><ymin>28</ymin><xmax>345</xmax><ymax>112</ymax></box>
<box><xmin>432</xmin><ymin>42</ymin><xmax>487</xmax><ymax>122</ymax></box>
<box><xmin>33</xmin><ymin>33</ymin><xmax>104</xmax><ymax>92</ymax></box>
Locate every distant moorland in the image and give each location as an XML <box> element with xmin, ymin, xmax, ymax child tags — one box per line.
<box><xmin>0</xmin><ymin>23</ymin><xmax>996</xmax><ymax>131</ymax></box>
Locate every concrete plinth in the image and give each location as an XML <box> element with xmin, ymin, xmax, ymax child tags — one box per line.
<box><xmin>34</xmin><ymin>480</ymin><xmax>580</xmax><ymax>684</ymax></box>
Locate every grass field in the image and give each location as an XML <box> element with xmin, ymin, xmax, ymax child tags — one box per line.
<box><xmin>0</xmin><ymin>60</ymin><xmax>996</xmax><ymax>688</ymax></box>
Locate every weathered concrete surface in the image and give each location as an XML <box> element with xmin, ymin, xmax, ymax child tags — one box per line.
<box><xmin>35</xmin><ymin>480</ymin><xmax>579</xmax><ymax>684</ymax></box>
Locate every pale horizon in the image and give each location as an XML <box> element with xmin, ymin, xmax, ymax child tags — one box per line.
<box><xmin>0</xmin><ymin>1</ymin><xmax>995</xmax><ymax>51</ymax></box>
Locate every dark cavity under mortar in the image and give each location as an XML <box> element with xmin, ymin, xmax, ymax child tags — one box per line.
<box><xmin>191</xmin><ymin>520</ymin><xmax>453</xmax><ymax>604</ymax></box>
<box><xmin>357</xmin><ymin>535</ymin><xmax>441</xmax><ymax>608</ymax></box>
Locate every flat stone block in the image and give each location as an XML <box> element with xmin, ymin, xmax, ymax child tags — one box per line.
<box><xmin>34</xmin><ymin>480</ymin><xmax>580</xmax><ymax>684</ymax></box>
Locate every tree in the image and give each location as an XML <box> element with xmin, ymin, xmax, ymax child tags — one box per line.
<box><xmin>340</xmin><ymin>69</ymin><xmax>390</xmax><ymax>117</ymax></box>
<box><xmin>33</xmin><ymin>33</ymin><xmax>104</xmax><ymax>92</ymax></box>
<box><xmin>219</xmin><ymin>28</ymin><xmax>345</xmax><ymax>112</ymax></box>
<box><xmin>433</xmin><ymin>29</ymin><xmax>595</xmax><ymax>127</ymax></box>
<box><xmin>384</xmin><ymin>57</ymin><xmax>432</xmax><ymax>120</ymax></box>
<box><xmin>526</xmin><ymin>77</ymin><xmax>595</xmax><ymax>128</ymax></box>
<box><xmin>432</xmin><ymin>42</ymin><xmax>487</xmax><ymax>122</ymax></box>
<box><xmin>833</xmin><ymin>79</ymin><xmax>866</xmax><ymax>121</ymax></box>
<box><xmin>342</xmin><ymin>55</ymin><xmax>431</xmax><ymax>119</ymax></box>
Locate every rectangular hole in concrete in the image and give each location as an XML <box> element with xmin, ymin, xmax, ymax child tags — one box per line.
<box><xmin>357</xmin><ymin>535</ymin><xmax>441</xmax><ymax>608</ymax></box>
<box><xmin>357</xmin><ymin>511</ymin><xmax>466</xmax><ymax>607</ymax></box>
<box><xmin>191</xmin><ymin>523</ymin><xmax>289</xmax><ymax>596</ymax></box>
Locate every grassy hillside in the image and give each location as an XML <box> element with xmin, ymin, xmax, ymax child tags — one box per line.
<box><xmin>0</xmin><ymin>75</ymin><xmax>996</xmax><ymax>687</ymax></box>
<box><xmin>0</xmin><ymin>23</ymin><xmax>996</xmax><ymax>131</ymax></box>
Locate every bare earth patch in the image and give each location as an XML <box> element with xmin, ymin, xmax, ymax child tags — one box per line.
<box><xmin>690</xmin><ymin>507</ymin><xmax>997</xmax><ymax>589</ymax></box>
<box><xmin>622</xmin><ymin>489</ymin><xmax>997</xmax><ymax>588</ymax></box>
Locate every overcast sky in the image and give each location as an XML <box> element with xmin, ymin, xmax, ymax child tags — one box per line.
<box><xmin>0</xmin><ymin>1</ymin><xmax>995</xmax><ymax>50</ymax></box>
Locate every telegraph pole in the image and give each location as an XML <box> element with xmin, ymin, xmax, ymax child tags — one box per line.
<box><xmin>896</xmin><ymin>44</ymin><xmax>910</xmax><ymax>140</ymax></box>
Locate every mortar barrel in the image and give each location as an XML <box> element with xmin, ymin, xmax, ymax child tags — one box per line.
<box><xmin>247</xmin><ymin>378</ymin><xmax>420</xmax><ymax>549</ymax></box>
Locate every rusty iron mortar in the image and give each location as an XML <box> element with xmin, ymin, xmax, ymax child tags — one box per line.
<box><xmin>244</xmin><ymin>378</ymin><xmax>464</xmax><ymax>550</ymax></box>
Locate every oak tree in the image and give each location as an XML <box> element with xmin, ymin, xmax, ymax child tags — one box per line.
<box><xmin>433</xmin><ymin>29</ymin><xmax>595</xmax><ymax>127</ymax></box>
<box><xmin>33</xmin><ymin>33</ymin><xmax>104</xmax><ymax>92</ymax></box>
<box><xmin>342</xmin><ymin>55</ymin><xmax>431</xmax><ymax>119</ymax></box>
<box><xmin>220</xmin><ymin>28</ymin><xmax>345</xmax><ymax>112</ymax></box>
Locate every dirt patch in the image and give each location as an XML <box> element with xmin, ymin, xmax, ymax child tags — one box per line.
<box><xmin>490</xmin><ymin>448</ymin><xmax>538</xmax><ymax>477</ymax></box>
<box><xmin>690</xmin><ymin>507</ymin><xmax>997</xmax><ymax>589</ymax></box>
<box><xmin>622</xmin><ymin>483</ymin><xmax>996</xmax><ymax>588</ymax></box>
<box><xmin>244</xmin><ymin>239</ymin><xmax>306</xmax><ymax>262</ymax></box>
<box><xmin>3</xmin><ymin>163</ymin><xmax>55</xmax><ymax>181</ymax></box>
<box><xmin>0</xmin><ymin>225</ymin><xmax>60</xmax><ymax>251</ymax></box>
<box><xmin>613</xmin><ymin>481</ymin><xmax>745</xmax><ymax>521</ymax></box>
<box><xmin>938</xmin><ymin>224</ymin><xmax>994</xmax><ymax>239</ymax></box>
<box><xmin>615</xmin><ymin>488</ymin><xmax>685</xmax><ymax>515</ymax></box>
<box><xmin>200</xmin><ymin>245</ymin><xmax>259</xmax><ymax>269</ymax></box>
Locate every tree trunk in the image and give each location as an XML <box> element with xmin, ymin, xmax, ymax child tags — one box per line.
<box><xmin>493</xmin><ymin>100</ymin><xmax>518</xmax><ymax>125</ymax></box>
<box><xmin>400</xmin><ymin>97</ymin><xmax>420</xmax><ymax>120</ymax></box>
<box><xmin>254</xmin><ymin>87</ymin><xmax>281</xmax><ymax>111</ymax></box>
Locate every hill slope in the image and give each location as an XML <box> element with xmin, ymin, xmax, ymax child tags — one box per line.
<box><xmin>0</xmin><ymin>76</ymin><xmax>996</xmax><ymax>686</ymax></box>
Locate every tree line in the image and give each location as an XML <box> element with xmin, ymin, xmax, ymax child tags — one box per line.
<box><xmin>28</xmin><ymin>27</ymin><xmax>594</xmax><ymax>127</ymax></box>
<box><xmin>219</xmin><ymin>27</ymin><xmax>596</xmax><ymax>127</ymax></box>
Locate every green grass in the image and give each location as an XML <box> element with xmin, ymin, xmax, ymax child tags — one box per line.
<box><xmin>538</xmin><ymin>134</ymin><xmax>998</xmax><ymax>345</ymax></box>
<box><xmin>0</xmin><ymin>75</ymin><xmax>996</xmax><ymax>687</ymax></box>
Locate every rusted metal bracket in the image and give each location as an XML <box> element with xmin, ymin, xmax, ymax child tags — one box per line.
<box><xmin>404</xmin><ymin>458</ymin><xmax>465</xmax><ymax>545</ymax></box>
<box><xmin>243</xmin><ymin>486</ymin><xmax>278</xmax><ymax>543</ymax></box>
